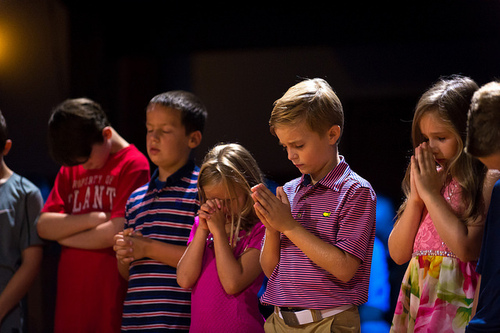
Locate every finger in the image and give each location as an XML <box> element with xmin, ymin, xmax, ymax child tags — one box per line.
<box><xmin>252</xmin><ymin>186</ymin><xmax>277</xmax><ymax>207</ymax></box>
<box><xmin>276</xmin><ymin>187</ymin><xmax>290</xmax><ymax>206</ymax></box>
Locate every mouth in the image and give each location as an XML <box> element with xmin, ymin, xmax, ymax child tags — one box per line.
<box><xmin>435</xmin><ymin>158</ymin><xmax>446</xmax><ymax>167</ymax></box>
<box><xmin>149</xmin><ymin>147</ymin><xmax>160</xmax><ymax>155</ymax></box>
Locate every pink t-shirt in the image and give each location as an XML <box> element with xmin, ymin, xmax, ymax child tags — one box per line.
<box><xmin>187</xmin><ymin>218</ymin><xmax>265</xmax><ymax>333</ymax></box>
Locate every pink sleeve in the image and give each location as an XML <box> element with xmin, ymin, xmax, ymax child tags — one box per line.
<box><xmin>247</xmin><ymin>222</ymin><xmax>266</xmax><ymax>250</ymax></box>
<box><xmin>187</xmin><ymin>216</ymin><xmax>200</xmax><ymax>244</ymax></box>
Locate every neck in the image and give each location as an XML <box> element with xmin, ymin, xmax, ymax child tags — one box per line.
<box><xmin>109</xmin><ymin>127</ymin><xmax>129</xmax><ymax>154</ymax></box>
<box><xmin>0</xmin><ymin>160</ymin><xmax>13</xmax><ymax>184</ymax></box>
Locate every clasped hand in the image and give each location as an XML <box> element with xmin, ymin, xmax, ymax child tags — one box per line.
<box><xmin>113</xmin><ymin>228</ymin><xmax>147</xmax><ymax>264</ymax></box>
<box><xmin>411</xmin><ymin>142</ymin><xmax>446</xmax><ymax>203</ymax></box>
<box><xmin>197</xmin><ymin>199</ymin><xmax>228</xmax><ymax>234</ymax></box>
<box><xmin>251</xmin><ymin>184</ymin><xmax>295</xmax><ymax>233</ymax></box>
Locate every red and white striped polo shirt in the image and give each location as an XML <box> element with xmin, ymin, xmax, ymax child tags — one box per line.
<box><xmin>261</xmin><ymin>156</ymin><xmax>376</xmax><ymax>309</ymax></box>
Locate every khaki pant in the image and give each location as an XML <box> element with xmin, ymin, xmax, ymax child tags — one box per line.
<box><xmin>264</xmin><ymin>306</ymin><xmax>360</xmax><ymax>333</ymax></box>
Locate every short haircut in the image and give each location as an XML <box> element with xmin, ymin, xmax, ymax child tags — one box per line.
<box><xmin>48</xmin><ymin>98</ymin><xmax>110</xmax><ymax>166</ymax></box>
<box><xmin>148</xmin><ymin>91</ymin><xmax>207</xmax><ymax>135</ymax></box>
<box><xmin>466</xmin><ymin>81</ymin><xmax>500</xmax><ymax>157</ymax></box>
<box><xmin>0</xmin><ymin>109</ymin><xmax>7</xmax><ymax>150</ymax></box>
<box><xmin>269</xmin><ymin>78</ymin><xmax>344</xmax><ymax>141</ymax></box>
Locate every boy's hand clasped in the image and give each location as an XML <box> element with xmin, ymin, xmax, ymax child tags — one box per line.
<box><xmin>251</xmin><ymin>184</ymin><xmax>295</xmax><ymax>233</ymax></box>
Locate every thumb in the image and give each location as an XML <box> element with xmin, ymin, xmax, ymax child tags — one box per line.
<box><xmin>276</xmin><ymin>187</ymin><xmax>290</xmax><ymax>206</ymax></box>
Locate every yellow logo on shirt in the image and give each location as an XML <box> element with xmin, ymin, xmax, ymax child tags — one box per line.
<box><xmin>323</xmin><ymin>212</ymin><xmax>331</xmax><ymax>217</ymax></box>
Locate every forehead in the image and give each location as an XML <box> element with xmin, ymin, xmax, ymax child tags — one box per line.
<box><xmin>419</xmin><ymin>112</ymin><xmax>453</xmax><ymax>133</ymax></box>
<box><xmin>274</xmin><ymin>120</ymin><xmax>320</xmax><ymax>143</ymax></box>
<box><xmin>146</xmin><ymin>105</ymin><xmax>183</xmax><ymax>124</ymax></box>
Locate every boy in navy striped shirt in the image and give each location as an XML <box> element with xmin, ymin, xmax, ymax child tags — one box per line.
<box><xmin>113</xmin><ymin>91</ymin><xmax>207</xmax><ymax>332</ymax></box>
<box><xmin>252</xmin><ymin>78</ymin><xmax>376</xmax><ymax>332</ymax></box>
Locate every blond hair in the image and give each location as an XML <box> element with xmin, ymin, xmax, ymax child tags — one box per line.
<box><xmin>269</xmin><ymin>78</ymin><xmax>343</xmax><ymax>140</ymax></box>
<box><xmin>198</xmin><ymin>143</ymin><xmax>264</xmax><ymax>247</ymax></box>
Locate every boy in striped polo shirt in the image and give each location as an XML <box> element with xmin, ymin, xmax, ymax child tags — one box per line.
<box><xmin>113</xmin><ymin>91</ymin><xmax>207</xmax><ymax>332</ymax></box>
<box><xmin>252</xmin><ymin>78</ymin><xmax>376</xmax><ymax>332</ymax></box>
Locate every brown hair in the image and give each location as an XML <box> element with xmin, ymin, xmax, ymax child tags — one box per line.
<box><xmin>397</xmin><ymin>75</ymin><xmax>487</xmax><ymax>225</ymax></box>
<box><xmin>269</xmin><ymin>78</ymin><xmax>343</xmax><ymax>141</ymax></box>
<box><xmin>466</xmin><ymin>81</ymin><xmax>500</xmax><ymax>158</ymax></box>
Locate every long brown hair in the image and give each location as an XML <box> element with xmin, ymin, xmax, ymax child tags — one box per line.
<box><xmin>397</xmin><ymin>75</ymin><xmax>487</xmax><ymax>225</ymax></box>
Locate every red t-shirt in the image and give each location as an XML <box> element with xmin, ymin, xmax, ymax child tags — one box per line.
<box><xmin>42</xmin><ymin>145</ymin><xmax>150</xmax><ymax>333</ymax></box>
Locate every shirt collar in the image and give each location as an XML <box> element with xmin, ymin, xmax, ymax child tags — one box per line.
<box><xmin>299</xmin><ymin>155</ymin><xmax>350</xmax><ymax>192</ymax></box>
<box><xmin>148</xmin><ymin>160</ymin><xmax>196</xmax><ymax>191</ymax></box>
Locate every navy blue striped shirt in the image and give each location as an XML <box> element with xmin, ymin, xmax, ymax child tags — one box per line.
<box><xmin>261</xmin><ymin>156</ymin><xmax>376</xmax><ymax>309</ymax></box>
<box><xmin>122</xmin><ymin>161</ymin><xmax>199</xmax><ymax>332</ymax></box>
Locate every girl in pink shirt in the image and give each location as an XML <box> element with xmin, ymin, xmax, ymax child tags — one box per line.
<box><xmin>177</xmin><ymin>143</ymin><xmax>266</xmax><ymax>333</ymax></box>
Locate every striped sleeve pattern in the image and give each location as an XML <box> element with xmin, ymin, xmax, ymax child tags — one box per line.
<box><xmin>121</xmin><ymin>164</ymin><xmax>199</xmax><ymax>332</ymax></box>
<box><xmin>261</xmin><ymin>157</ymin><xmax>376</xmax><ymax>309</ymax></box>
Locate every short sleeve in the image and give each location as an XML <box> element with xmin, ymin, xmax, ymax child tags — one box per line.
<box><xmin>335</xmin><ymin>185</ymin><xmax>376</xmax><ymax>262</ymax></box>
<box><xmin>187</xmin><ymin>216</ymin><xmax>200</xmax><ymax>245</ymax></box>
<box><xmin>246</xmin><ymin>222</ymin><xmax>265</xmax><ymax>250</ymax></box>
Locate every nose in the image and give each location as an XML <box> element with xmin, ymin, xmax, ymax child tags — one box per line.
<box><xmin>427</xmin><ymin>139</ymin><xmax>439</xmax><ymax>153</ymax></box>
<box><xmin>287</xmin><ymin>148</ymin><xmax>298</xmax><ymax>161</ymax></box>
<box><xmin>149</xmin><ymin>130</ymin><xmax>160</xmax><ymax>141</ymax></box>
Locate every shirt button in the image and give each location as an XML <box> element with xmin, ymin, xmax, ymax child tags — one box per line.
<box><xmin>297</xmin><ymin>213</ymin><xmax>302</xmax><ymax>218</ymax></box>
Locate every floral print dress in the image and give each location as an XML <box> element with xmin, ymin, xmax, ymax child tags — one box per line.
<box><xmin>391</xmin><ymin>179</ymin><xmax>479</xmax><ymax>332</ymax></box>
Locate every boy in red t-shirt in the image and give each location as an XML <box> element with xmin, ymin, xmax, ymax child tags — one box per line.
<box><xmin>37</xmin><ymin>98</ymin><xmax>150</xmax><ymax>333</ymax></box>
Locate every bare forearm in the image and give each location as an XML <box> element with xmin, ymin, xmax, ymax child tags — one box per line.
<box><xmin>177</xmin><ymin>228</ymin><xmax>208</xmax><ymax>289</ymax></box>
<box><xmin>388</xmin><ymin>200</ymin><xmax>424</xmax><ymax>265</ymax></box>
<box><xmin>58</xmin><ymin>217</ymin><xmax>125</xmax><ymax>249</ymax></box>
<box><xmin>143</xmin><ymin>239</ymin><xmax>187</xmax><ymax>268</ymax></box>
<box><xmin>284</xmin><ymin>223</ymin><xmax>360</xmax><ymax>282</ymax></box>
<box><xmin>117</xmin><ymin>260</ymin><xmax>130</xmax><ymax>280</ymax></box>
<box><xmin>260</xmin><ymin>229</ymin><xmax>280</xmax><ymax>277</ymax></box>
<box><xmin>0</xmin><ymin>247</ymin><xmax>42</xmax><ymax>322</ymax></box>
<box><xmin>212</xmin><ymin>230</ymin><xmax>261</xmax><ymax>295</ymax></box>
<box><xmin>37</xmin><ymin>212</ymin><xmax>107</xmax><ymax>241</ymax></box>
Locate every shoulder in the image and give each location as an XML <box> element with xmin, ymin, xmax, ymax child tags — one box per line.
<box><xmin>8</xmin><ymin>173</ymin><xmax>42</xmax><ymax>196</ymax></box>
<box><xmin>283</xmin><ymin>176</ymin><xmax>302</xmax><ymax>192</ymax></box>
<box><xmin>119</xmin><ymin>145</ymin><xmax>149</xmax><ymax>164</ymax></box>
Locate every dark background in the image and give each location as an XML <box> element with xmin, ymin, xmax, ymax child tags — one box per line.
<box><xmin>1</xmin><ymin>1</ymin><xmax>500</xmax><ymax>331</ymax></box>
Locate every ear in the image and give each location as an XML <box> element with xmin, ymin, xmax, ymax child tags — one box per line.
<box><xmin>327</xmin><ymin>125</ymin><xmax>341</xmax><ymax>145</ymax></box>
<box><xmin>2</xmin><ymin>139</ymin><xmax>12</xmax><ymax>156</ymax></box>
<box><xmin>102</xmin><ymin>126</ymin><xmax>112</xmax><ymax>140</ymax></box>
<box><xmin>188</xmin><ymin>131</ymin><xmax>202</xmax><ymax>149</ymax></box>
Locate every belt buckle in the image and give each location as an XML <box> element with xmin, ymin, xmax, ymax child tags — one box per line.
<box><xmin>280</xmin><ymin>308</ymin><xmax>300</xmax><ymax>327</ymax></box>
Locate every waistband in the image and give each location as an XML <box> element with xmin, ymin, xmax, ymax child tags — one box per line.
<box><xmin>275</xmin><ymin>304</ymin><xmax>353</xmax><ymax>326</ymax></box>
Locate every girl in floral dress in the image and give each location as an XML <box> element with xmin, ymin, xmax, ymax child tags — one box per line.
<box><xmin>388</xmin><ymin>75</ymin><xmax>499</xmax><ymax>332</ymax></box>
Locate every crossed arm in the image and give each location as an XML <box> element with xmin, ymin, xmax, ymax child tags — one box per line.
<box><xmin>37</xmin><ymin>211</ymin><xmax>124</xmax><ymax>249</ymax></box>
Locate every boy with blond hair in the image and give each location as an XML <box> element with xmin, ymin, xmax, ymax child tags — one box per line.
<box><xmin>466</xmin><ymin>81</ymin><xmax>500</xmax><ymax>333</ymax></box>
<box><xmin>252</xmin><ymin>78</ymin><xmax>376</xmax><ymax>332</ymax></box>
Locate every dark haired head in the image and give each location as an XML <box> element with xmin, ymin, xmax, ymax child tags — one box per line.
<box><xmin>48</xmin><ymin>98</ymin><xmax>110</xmax><ymax>166</ymax></box>
<box><xmin>148</xmin><ymin>91</ymin><xmax>207</xmax><ymax>135</ymax></box>
<box><xmin>0</xmin><ymin>109</ymin><xmax>7</xmax><ymax>150</ymax></box>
